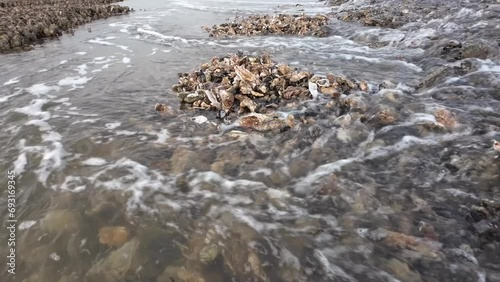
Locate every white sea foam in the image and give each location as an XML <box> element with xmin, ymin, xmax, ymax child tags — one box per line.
<box><xmin>155</xmin><ymin>129</ymin><xmax>170</xmax><ymax>143</ymax></box>
<box><xmin>116</xmin><ymin>130</ymin><xmax>137</xmax><ymax>136</ymax></box>
<box><xmin>0</xmin><ymin>89</ymin><xmax>23</xmax><ymax>103</ymax></box>
<box><xmin>91</xmin><ymin>64</ymin><xmax>111</xmax><ymax>73</ymax></box>
<box><xmin>192</xmin><ymin>116</ymin><xmax>208</xmax><ymax>124</ymax></box>
<box><xmin>3</xmin><ymin>77</ymin><xmax>21</xmax><ymax>86</ymax></box>
<box><xmin>189</xmin><ymin>171</ymin><xmax>267</xmax><ymax>192</ymax></box>
<box><xmin>53</xmin><ymin>97</ymin><xmax>70</xmax><ymax>103</ymax></box>
<box><xmin>26</xmin><ymin>83</ymin><xmax>60</xmax><ymax>96</ymax></box>
<box><xmin>59</xmin><ymin>176</ymin><xmax>86</xmax><ymax>192</ymax></box>
<box><xmin>444</xmin><ymin>188</ymin><xmax>478</xmax><ymax>200</ymax></box>
<box><xmin>75</xmin><ymin>52</ymin><xmax>87</xmax><ymax>55</ymax></box>
<box><xmin>58</xmin><ymin>76</ymin><xmax>92</xmax><ymax>90</ymax></box>
<box><xmin>19</xmin><ymin>220</ymin><xmax>37</xmax><ymax>230</ymax></box>
<box><xmin>15</xmin><ymin>99</ymin><xmax>51</xmax><ymax>120</ymax></box>
<box><xmin>60</xmin><ymin>60</ymin><xmax>68</xmax><ymax>65</ymax></box>
<box><xmin>75</xmin><ymin>64</ymin><xmax>88</xmax><ymax>75</ymax></box>
<box><xmin>82</xmin><ymin>157</ymin><xmax>107</xmax><ymax>166</ymax></box>
<box><xmin>42</xmin><ymin>131</ymin><xmax>62</xmax><ymax>142</ymax></box>
<box><xmin>86</xmin><ymin>158</ymin><xmax>175</xmax><ymax>210</ymax></box>
<box><xmin>13</xmin><ymin>152</ymin><xmax>27</xmax><ymax>175</ymax></box>
<box><xmin>71</xmin><ymin>118</ymin><xmax>100</xmax><ymax>124</ymax></box>
<box><xmin>36</xmin><ymin>141</ymin><xmax>66</xmax><ymax>185</ymax></box>
<box><xmin>294</xmin><ymin>158</ymin><xmax>356</xmax><ymax>194</ymax></box>
<box><xmin>26</xmin><ymin>120</ymin><xmax>52</xmax><ymax>131</ymax></box>
<box><xmin>49</xmin><ymin>253</ymin><xmax>61</xmax><ymax>261</ymax></box>
<box><xmin>314</xmin><ymin>250</ymin><xmax>356</xmax><ymax>281</ymax></box>
<box><xmin>88</xmin><ymin>38</ymin><xmax>132</xmax><ymax>52</ymax></box>
<box><xmin>364</xmin><ymin>135</ymin><xmax>437</xmax><ymax>160</ymax></box>
<box><xmin>105</xmin><ymin>122</ymin><xmax>121</xmax><ymax>129</ymax></box>
<box><xmin>147</xmin><ymin>48</ymin><xmax>158</xmax><ymax>56</ymax></box>
<box><xmin>122</xmin><ymin>57</ymin><xmax>131</xmax><ymax>64</ymax></box>
<box><xmin>137</xmin><ymin>28</ymin><xmax>189</xmax><ymax>44</ymax></box>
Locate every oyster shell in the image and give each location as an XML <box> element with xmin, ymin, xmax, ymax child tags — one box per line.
<box><xmin>154</xmin><ymin>103</ymin><xmax>168</xmax><ymax>112</ymax></box>
<box><xmin>234</xmin><ymin>65</ymin><xmax>259</xmax><ymax>84</ymax></box>
<box><xmin>239</xmin><ymin>97</ymin><xmax>258</xmax><ymax>114</ymax></box>
<box><xmin>219</xmin><ymin>89</ymin><xmax>235</xmax><ymax>114</ymax></box>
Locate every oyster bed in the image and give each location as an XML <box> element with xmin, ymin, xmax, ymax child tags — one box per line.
<box><xmin>204</xmin><ymin>14</ymin><xmax>330</xmax><ymax>37</ymax></box>
<box><xmin>0</xmin><ymin>0</ymin><xmax>131</xmax><ymax>53</ymax></box>
<box><xmin>169</xmin><ymin>54</ymin><xmax>350</xmax><ymax>110</ymax></box>
<box><xmin>164</xmin><ymin>53</ymin><xmax>379</xmax><ymax>132</ymax></box>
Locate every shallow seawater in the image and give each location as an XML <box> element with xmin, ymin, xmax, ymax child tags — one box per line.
<box><xmin>0</xmin><ymin>0</ymin><xmax>499</xmax><ymax>281</ymax></box>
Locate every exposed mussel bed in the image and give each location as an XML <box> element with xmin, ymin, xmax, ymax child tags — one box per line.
<box><xmin>2</xmin><ymin>0</ymin><xmax>500</xmax><ymax>281</ymax></box>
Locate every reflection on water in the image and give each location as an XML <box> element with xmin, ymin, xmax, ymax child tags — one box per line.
<box><xmin>0</xmin><ymin>0</ymin><xmax>499</xmax><ymax>281</ymax></box>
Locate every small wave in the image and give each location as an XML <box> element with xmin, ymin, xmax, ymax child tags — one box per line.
<box><xmin>88</xmin><ymin>38</ymin><xmax>132</xmax><ymax>52</ymax></box>
<box><xmin>3</xmin><ymin>77</ymin><xmax>21</xmax><ymax>86</ymax></box>
<box><xmin>137</xmin><ymin>28</ymin><xmax>189</xmax><ymax>44</ymax></box>
<box><xmin>0</xmin><ymin>89</ymin><xmax>23</xmax><ymax>103</ymax></box>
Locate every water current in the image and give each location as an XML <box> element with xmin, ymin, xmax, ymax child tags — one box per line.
<box><xmin>1</xmin><ymin>0</ymin><xmax>499</xmax><ymax>281</ymax></box>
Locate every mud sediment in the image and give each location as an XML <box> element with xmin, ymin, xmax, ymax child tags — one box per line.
<box><xmin>0</xmin><ymin>0</ymin><xmax>131</xmax><ymax>53</ymax></box>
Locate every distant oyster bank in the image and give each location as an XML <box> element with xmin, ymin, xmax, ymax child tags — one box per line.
<box><xmin>0</xmin><ymin>0</ymin><xmax>131</xmax><ymax>53</ymax></box>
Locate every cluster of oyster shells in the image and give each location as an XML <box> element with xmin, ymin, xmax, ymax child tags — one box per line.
<box><xmin>203</xmin><ymin>14</ymin><xmax>331</xmax><ymax>37</ymax></box>
<box><xmin>171</xmin><ymin>53</ymin><xmax>316</xmax><ymax>117</ymax></box>
<box><xmin>166</xmin><ymin>53</ymin><xmax>370</xmax><ymax>129</ymax></box>
<box><xmin>0</xmin><ymin>0</ymin><xmax>131</xmax><ymax>53</ymax></box>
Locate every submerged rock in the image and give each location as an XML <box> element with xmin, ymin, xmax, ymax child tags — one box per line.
<box><xmin>40</xmin><ymin>209</ymin><xmax>81</xmax><ymax>234</ymax></box>
<box><xmin>467</xmin><ymin>199</ymin><xmax>500</xmax><ymax>242</ymax></box>
<box><xmin>433</xmin><ymin>108</ymin><xmax>458</xmax><ymax>130</ymax></box>
<box><xmin>98</xmin><ymin>226</ymin><xmax>130</xmax><ymax>247</ymax></box>
<box><xmin>86</xmin><ymin>238</ymin><xmax>144</xmax><ymax>281</ymax></box>
<box><xmin>384</xmin><ymin>258</ymin><xmax>422</xmax><ymax>282</ymax></box>
<box><xmin>371</xmin><ymin>228</ymin><xmax>443</xmax><ymax>260</ymax></box>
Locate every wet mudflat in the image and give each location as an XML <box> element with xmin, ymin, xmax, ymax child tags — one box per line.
<box><xmin>0</xmin><ymin>0</ymin><xmax>499</xmax><ymax>281</ymax></box>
